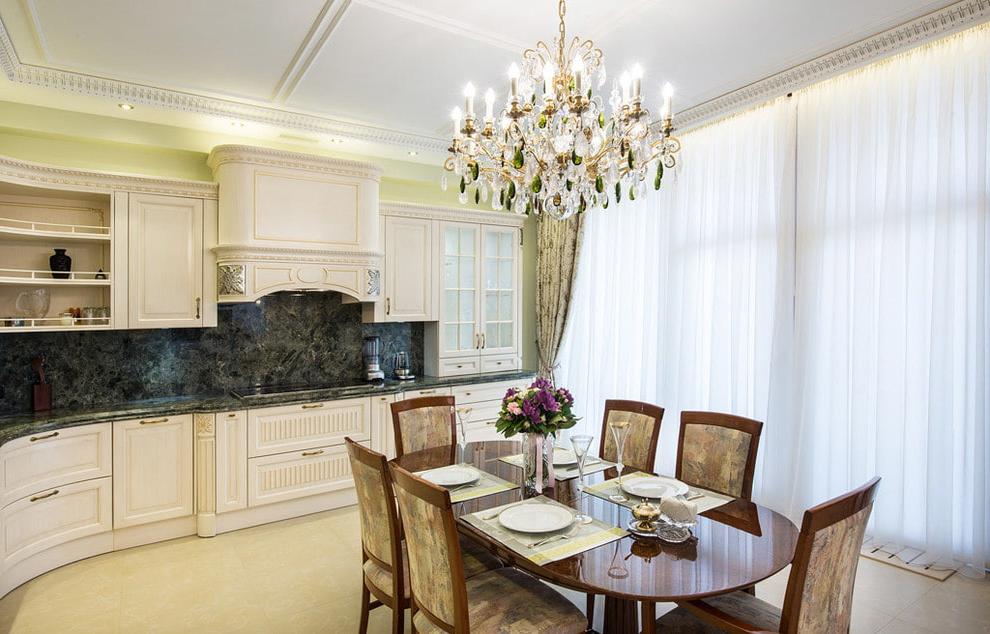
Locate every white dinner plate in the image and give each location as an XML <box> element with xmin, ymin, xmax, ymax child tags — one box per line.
<box><xmin>553</xmin><ymin>449</ymin><xmax>578</xmax><ymax>466</ymax></box>
<box><xmin>620</xmin><ymin>476</ymin><xmax>689</xmax><ymax>499</ymax></box>
<box><xmin>419</xmin><ymin>466</ymin><xmax>480</xmax><ymax>488</ymax></box>
<box><xmin>498</xmin><ymin>503</ymin><xmax>575</xmax><ymax>533</ymax></box>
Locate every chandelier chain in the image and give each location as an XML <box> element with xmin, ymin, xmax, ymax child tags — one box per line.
<box><xmin>558</xmin><ymin>0</ymin><xmax>566</xmax><ymax>67</ymax></box>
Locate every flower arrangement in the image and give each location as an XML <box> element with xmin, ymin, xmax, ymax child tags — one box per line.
<box><xmin>495</xmin><ymin>377</ymin><xmax>578</xmax><ymax>438</ymax></box>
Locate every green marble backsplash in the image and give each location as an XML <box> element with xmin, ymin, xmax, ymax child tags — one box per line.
<box><xmin>0</xmin><ymin>291</ymin><xmax>422</xmax><ymax>415</ymax></box>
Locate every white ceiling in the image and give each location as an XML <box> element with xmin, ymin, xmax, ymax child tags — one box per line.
<box><xmin>0</xmin><ymin>0</ymin><xmax>971</xmax><ymax>163</ymax></box>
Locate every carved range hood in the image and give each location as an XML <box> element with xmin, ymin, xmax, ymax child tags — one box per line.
<box><xmin>208</xmin><ymin>145</ymin><xmax>382</xmax><ymax>303</ymax></box>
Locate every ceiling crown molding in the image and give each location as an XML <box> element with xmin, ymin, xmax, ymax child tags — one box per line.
<box><xmin>676</xmin><ymin>0</ymin><xmax>990</xmax><ymax>131</ymax></box>
<box><xmin>0</xmin><ymin>15</ymin><xmax>448</xmax><ymax>155</ymax></box>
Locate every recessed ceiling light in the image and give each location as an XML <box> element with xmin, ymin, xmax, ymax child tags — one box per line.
<box><xmin>408</xmin><ymin>151</ymin><xmax>419</xmax><ymax>156</ymax></box>
<box><xmin>117</xmin><ymin>103</ymin><xmax>134</xmax><ymax>111</ymax></box>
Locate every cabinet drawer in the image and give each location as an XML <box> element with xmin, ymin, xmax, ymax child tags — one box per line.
<box><xmin>438</xmin><ymin>358</ymin><xmax>480</xmax><ymax>376</ymax></box>
<box><xmin>452</xmin><ymin>380</ymin><xmax>526</xmax><ymax>405</ymax></box>
<box><xmin>2</xmin><ymin>477</ymin><xmax>112</xmax><ymax>569</ymax></box>
<box><xmin>480</xmin><ymin>356</ymin><xmax>520</xmax><ymax>373</ymax></box>
<box><xmin>400</xmin><ymin>387</ymin><xmax>452</xmax><ymax>400</ymax></box>
<box><xmin>463</xmin><ymin>420</ymin><xmax>503</xmax><ymax>444</ymax></box>
<box><xmin>248</xmin><ymin>397</ymin><xmax>371</xmax><ymax>458</ymax></box>
<box><xmin>248</xmin><ymin>444</ymin><xmax>359</xmax><ymax>507</ymax></box>
<box><xmin>1</xmin><ymin>424</ymin><xmax>112</xmax><ymax>507</ymax></box>
<box><xmin>454</xmin><ymin>400</ymin><xmax>501</xmax><ymax>425</ymax></box>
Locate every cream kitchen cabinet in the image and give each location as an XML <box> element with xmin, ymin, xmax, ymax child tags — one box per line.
<box><xmin>127</xmin><ymin>193</ymin><xmax>217</xmax><ymax>329</ymax></box>
<box><xmin>215</xmin><ymin>411</ymin><xmax>248</xmax><ymax>515</ymax></box>
<box><xmin>370</xmin><ymin>393</ymin><xmax>396</xmax><ymax>458</ymax></box>
<box><xmin>383</xmin><ymin>215</ymin><xmax>434</xmax><ymax>322</ymax></box>
<box><xmin>425</xmin><ymin>221</ymin><xmax>522</xmax><ymax>376</ymax></box>
<box><xmin>112</xmin><ymin>414</ymin><xmax>194</xmax><ymax>529</ymax></box>
<box><xmin>246</xmin><ymin>397</ymin><xmax>371</xmax><ymax>458</ymax></box>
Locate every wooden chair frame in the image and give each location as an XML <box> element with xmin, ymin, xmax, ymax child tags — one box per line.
<box><xmin>596</xmin><ymin>399</ymin><xmax>665</xmax><ymax>474</ymax></box>
<box><xmin>676</xmin><ymin>410</ymin><xmax>764</xmax><ymax>500</ymax></box>
<box><xmin>679</xmin><ymin>477</ymin><xmax>881</xmax><ymax>634</ymax></box>
<box><xmin>388</xmin><ymin>462</ymin><xmax>471</xmax><ymax>633</ymax></box>
<box><xmin>390</xmin><ymin>396</ymin><xmax>457</xmax><ymax>459</ymax></box>
<box><xmin>345</xmin><ymin>437</ymin><xmax>407</xmax><ymax>634</ymax></box>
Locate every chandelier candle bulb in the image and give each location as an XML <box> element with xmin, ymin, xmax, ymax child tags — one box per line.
<box><xmin>451</xmin><ymin>106</ymin><xmax>462</xmax><ymax>138</ymax></box>
<box><xmin>464</xmin><ymin>82</ymin><xmax>476</xmax><ymax>116</ymax></box>
<box><xmin>619</xmin><ymin>71</ymin><xmax>632</xmax><ymax>105</ymax></box>
<box><xmin>572</xmin><ymin>55</ymin><xmax>585</xmax><ymax>93</ymax></box>
<box><xmin>631</xmin><ymin>64</ymin><xmax>643</xmax><ymax>100</ymax></box>
<box><xmin>663</xmin><ymin>82</ymin><xmax>674</xmax><ymax>118</ymax></box>
<box><xmin>508</xmin><ymin>63</ymin><xmax>520</xmax><ymax>99</ymax></box>
<box><xmin>543</xmin><ymin>63</ymin><xmax>556</xmax><ymax>98</ymax></box>
<box><xmin>484</xmin><ymin>88</ymin><xmax>495</xmax><ymax>122</ymax></box>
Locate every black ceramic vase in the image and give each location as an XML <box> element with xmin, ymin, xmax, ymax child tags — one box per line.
<box><xmin>49</xmin><ymin>248</ymin><xmax>71</xmax><ymax>279</ymax></box>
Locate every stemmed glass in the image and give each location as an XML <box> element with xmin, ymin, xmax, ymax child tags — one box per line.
<box><xmin>455</xmin><ymin>407</ymin><xmax>473</xmax><ymax>447</ymax></box>
<box><xmin>570</xmin><ymin>434</ymin><xmax>594</xmax><ymax>524</ymax></box>
<box><xmin>608</xmin><ymin>419</ymin><xmax>631</xmax><ymax>502</ymax></box>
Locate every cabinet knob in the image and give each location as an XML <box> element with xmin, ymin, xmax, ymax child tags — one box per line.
<box><xmin>29</xmin><ymin>431</ymin><xmax>59</xmax><ymax>442</ymax></box>
<box><xmin>140</xmin><ymin>418</ymin><xmax>169</xmax><ymax>425</ymax></box>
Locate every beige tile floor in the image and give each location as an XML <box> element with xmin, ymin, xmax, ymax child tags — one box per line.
<box><xmin>0</xmin><ymin>506</ymin><xmax>987</xmax><ymax>633</ymax></box>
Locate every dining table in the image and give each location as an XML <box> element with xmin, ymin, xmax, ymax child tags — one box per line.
<box><xmin>394</xmin><ymin>440</ymin><xmax>799</xmax><ymax>634</ymax></box>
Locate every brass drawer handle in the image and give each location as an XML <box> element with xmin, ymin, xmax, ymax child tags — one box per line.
<box><xmin>418</xmin><ymin>390</ymin><xmax>436</xmax><ymax>395</ymax></box>
<box><xmin>465</xmin><ymin>392</ymin><xmax>472</xmax><ymax>396</ymax></box>
<box><xmin>301</xmin><ymin>404</ymin><xmax>324</xmax><ymax>410</ymax></box>
<box><xmin>379</xmin><ymin>397</ymin><xmax>388</xmax><ymax>402</ymax></box>
<box><xmin>140</xmin><ymin>418</ymin><xmax>169</xmax><ymax>425</ymax></box>
<box><xmin>227</xmin><ymin>413</ymin><xmax>238</xmax><ymax>418</ymax></box>
<box><xmin>30</xmin><ymin>489</ymin><xmax>59</xmax><ymax>502</ymax></box>
<box><xmin>301</xmin><ymin>450</ymin><xmax>324</xmax><ymax>457</ymax></box>
<box><xmin>29</xmin><ymin>431</ymin><xmax>59</xmax><ymax>442</ymax></box>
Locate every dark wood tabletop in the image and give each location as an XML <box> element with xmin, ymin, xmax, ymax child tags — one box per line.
<box><xmin>394</xmin><ymin>440</ymin><xmax>799</xmax><ymax>634</ymax></box>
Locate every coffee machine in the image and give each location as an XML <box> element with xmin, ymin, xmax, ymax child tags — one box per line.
<box><xmin>362</xmin><ymin>336</ymin><xmax>385</xmax><ymax>383</ymax></box>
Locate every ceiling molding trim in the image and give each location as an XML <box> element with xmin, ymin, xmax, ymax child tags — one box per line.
<box><xmin>354</xmin><ymin>0</ymin><xmax>528</xmax><ymax>52</ymax></box>
<box><xmin>207</xmin><ymin>144</ymin><xmax>382</xmax><ymax>181</ymax></box>
<box><xmin>272</xmin><ymin>0</ymin><xmax>352</xmax><ymax>103</ymax></box>
<box><xmin>22</xmin><ymin>0</ymin><xmax>52</xmax><ymax>63</ymax></box>
<box><xmin>0</xmin><ymin>153</ymin><xmax>218</xmax><ymax>198</ymax></box>
<box><xmin>0</xmin><ymin>16</ymin><xmax>447</xmax><ymax>155</ymax></box>
<box><xmin>676</xmin><ymin>0</ymin><xmax>990</xmax><ymax>131</ymax></box>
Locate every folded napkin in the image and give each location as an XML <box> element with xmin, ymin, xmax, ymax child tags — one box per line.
<box><xmin>660</xmin><ymin>496</ymin><xmax>697</xmax><ymax>524</ymax></box>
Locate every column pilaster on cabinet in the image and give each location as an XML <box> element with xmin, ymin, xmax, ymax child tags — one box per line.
<box><xmin>194</xmin><ymin>413</ymin><xmax>217</xmax><ymax>537</ymax></box>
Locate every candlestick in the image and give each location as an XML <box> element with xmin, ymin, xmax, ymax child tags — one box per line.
<box><xmin>463</xmin><ymin>82</ymin><xmax>475</xmax><ymax>117</ymax></box>
<box><xmin>543</xmin><ymin>63</ymin><xmax>556</xmax><ymax>98</ymax></box>
<box><xmin>572</xmin><ymin>56</ymin><xmax>584</xmax><ymax>94</ymax></box>
<box><xmin>662</xmin><ymin>82</ymin><xmax>674</xmax><ymax>118</ymax></box>
<box><xmin>631</xmin><ymin>64</ymin><xmax>643</xmax><ymax>100</ymax></box>
<box><xmin>508</xmin><ymin>63</ymin><xmax>520</xmax><ymax>99</ymax></box>
<box><xmin>451</xmin><ymin>106</ymin><xmax>462</xmax><ymax>138</ymax></box>
<box><xmin>484</xmin><ymin>88</ymin><xmax>495</xmax><ymax>121</ymax></box>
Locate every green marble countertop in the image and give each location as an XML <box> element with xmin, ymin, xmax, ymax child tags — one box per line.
<box><xmin>0</xmin><ymin>370</ymin><xmax>535</xmax><ymax>447</ymax></box>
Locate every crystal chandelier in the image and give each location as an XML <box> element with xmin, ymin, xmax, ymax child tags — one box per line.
<box><xmin>442</xmin><ymin>0</ymin><xmax>682</xmax><ymax>220</ymax></box>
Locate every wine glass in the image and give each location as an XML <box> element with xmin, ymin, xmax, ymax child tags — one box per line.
<box><xmin>608</xmin><ymin>419</ymin><xmax>631</xmax><ymax>502</ymax></box>
<box><xmin>455</xmin><ymin>407</ymin><xmax>473</xmax><ymax>447</ymax></box>
<box><xmin>570</xmin><ymin>434</ymin><xmax>594</xmax><ymax>524</ymax></box>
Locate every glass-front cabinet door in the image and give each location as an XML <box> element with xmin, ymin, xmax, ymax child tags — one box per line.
<box><xmin>480</xmin><ymin>226</ymin><xmax>517</xmax><ymax>355</ymax></box>
<box><xmin>440</xmin><ymin>222</ymin><xmax>480</xmax><ymax>357</ymax></box>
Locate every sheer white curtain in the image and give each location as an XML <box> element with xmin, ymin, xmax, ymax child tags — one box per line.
<box><xmin>556</xmin><ymin>99</ymin><xmax>796</xmax><ymax>481</ymax></box>
<box><xmin>790</xmin><ymin>29</ymin><xmax>989</xmax><ymax>572</ymax></box>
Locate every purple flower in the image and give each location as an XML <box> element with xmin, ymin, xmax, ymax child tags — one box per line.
<box><xmin>521</xmin><ymin>398</ymin><xmax>542</xmax><ymax>425</ymax></box>
<box><xmin>503</xmin><ymin>387</ymin><xmax>519</xmax><ymax>401</ymax></box>
<box><xmin>530</xmin><ymin>377</ymin><xmax>554</xmax><ymax>392</ymax></box>
<box><xmin>535</xmin><ymin>389</ymin><xmax>560</xmax><ymax>413</ymax></box>
<box><xmin>556</xmin><ymin>387</ymin><xmax>574</xmax><ymax>406</ymax></box>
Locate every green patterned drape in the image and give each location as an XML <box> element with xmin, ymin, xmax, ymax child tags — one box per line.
<box><xmin>535</xmin><ymin>214</ymin><xmax>584</xmax><ymax>380</ymax></box>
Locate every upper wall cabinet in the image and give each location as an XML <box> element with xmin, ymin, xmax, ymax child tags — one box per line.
<box><xmin>207</xmin><ymin>145</ymin><xmax>382</xmax><ymax>304</ymax></box>
<box><xmin>127</xmin><ymin>193</ymin><xmax>217</xmax><ymax>329</ymax></box>
<box><xmin>0</xmin><ymin>154</ymin><xmax>217</xmax><ymax>333</ymax></box>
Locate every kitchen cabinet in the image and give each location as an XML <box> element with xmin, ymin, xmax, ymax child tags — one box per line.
<box><xmin>113</xmin><ymin>414</ymin><xmax>193</xmax><ymax>528</ymax></box>
<box><xmin>425</xmin><ymin>221</ymin><xmax>521</xmax><ymax>376</ymax></box>
<box><xmin>370</xmin><ymin>394</ymin><xmax>396</xmax><ymax>458</ymax></box>
<box><xmin>383</xmin><ymin>215</ymin><xmax>434</xmax><ymax>321</ymax></box>
<box><xmin>247</xmin><ymin>444</ymin><xmax>358</xmax><ymax>507</ymax></box>
<box><xmin>216</xmin><ymin>411</ymin><xmax>248</xmax><ymax>514</ymax></box>
<box><xmin>246</xmin><ymin>397</ymin><xmax>371</xmax><ymax>458</ymax></box>
<box><xmin>127</xmin><ymin>193</ymin><xmax>213</xmax><ymax>329</ymax></box>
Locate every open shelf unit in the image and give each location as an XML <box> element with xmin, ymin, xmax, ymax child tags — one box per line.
<box><xmin>0</xmin><ymin>182</ymin><xmax>115</xmax><ymax>332</ymax></box>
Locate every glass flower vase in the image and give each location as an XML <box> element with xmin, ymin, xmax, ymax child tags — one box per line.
<box><xmin>522</xmin><ymin>433</ymin><xmax>555</xmax><ymax>496</ymax></box>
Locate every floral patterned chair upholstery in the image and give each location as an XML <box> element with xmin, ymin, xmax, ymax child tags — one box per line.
<box><xmin>390</xmin><ymin>396</ymin><xmax>457</xmax><ymax>458</ymax></box>
<box><xmin>598</xmin><ymin>399</ymin><xmax>666</xmax><ymax>474</ymax></box>
<box><xmin>676</xmin><ymin>411</ymin><xmax>764</xmax><ymax>500</ymax></box>
<box><xmin>388</xmin><ymin>461</ymin><xmax>586</xmax><ymax>634</ymax></box>
<box><xmin>345</xmin><ymin>438</ymin><xmax>501</xmax><ymax>634</ymax></box>
<box><xmin>656</xmin><ymin>477</ymin><xmax>881</xmax><ymax>633</ymax></box>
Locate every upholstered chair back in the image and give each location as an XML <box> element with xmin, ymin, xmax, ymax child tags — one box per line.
<box><xmin>599</xmin><ymin>399</ymin><xmax>665</xmax><ymax>474</ymax></box>
<box><xmin>676</xmin><ymin>411</ymin><xmax>763</xmax><ymax>499</ymax></box>
<box><xmin>344</xmin><ymin>438</ymin><xmax>401</xmax><ymax>571</ymax></box>
<box><xmin>780</xmin><ymin>478</ymin><xmax>881</xmax><ymax>633</ymax></box>
<box><xmin>390</xmin><ymin>396</ymin><xmax>457</xmax><ymax>458</ymax></box>
<box><xmin>389</xmin><ymin>462</ymin><xmax>469</xmax><ymax>632</ymax></box>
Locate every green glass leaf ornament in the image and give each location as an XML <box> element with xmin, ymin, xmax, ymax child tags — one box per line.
<box><xmin>654</xmin><ymin>161</ymin><xmax>664</xmax><ymax>190</ymax></box>
<box><xmin>530</xmin><ymin>174</ymin><xmax>542</xmax><ymax>193</ymax></box>
<box><xmin>572</xmin><ymin>150</ymin><xmax>583</xmax><ymax>165</ymax></box>
<box><xmin>512</xmin><ymin>146</ymin><xmax>524</xmax><ymax>169</ymax></box>
<box><xmin>629</xmin><ymin>185</ymin><xmax>636</xmax><ymax>201</ymax></box>
<box><xmin>507</xmin><ymin>181</ymin><xmax>516</xmax><ymax>199</ymax></box>
<box><xmin>525</xmin><ymin>200</ymin><xmax>533</xmax><ymax>215</ymax></box>
<box><xmin>474</xmin><ymin>188</ymin><xmax>480</xmax><ymax>204</ymax></box>
<box><xmin>459</xmin><ymin>176</ymin><xmax>465</xmax><ymax>194</ymax></box>
<box><xmin>595</xmin><ymin>174</ymin><xmax>604</xmax><ymax>193</ymax></box>
<box><xmin>627</xmin><ymin>150</ymin><xmax>634</xmax><ymax>170</ymax></box>
<box><xmin>499</xmin><ymin>189</ymin><xmax>506</xmax><ymax>207</ymax></box>
<box><xmin>602</xmin><ymin>196</ymin><xmax>609</xmax><ymax>209</ymax></box>
<box><xmin>538</xmin><ymin>114</ymin><xmax>547</xmax><ymax>128</ymax></box>
<box><xmin>615</xmin><ymin>182</ymin><xmax>621</xmax><ymax>203</ymax></box>
<box><xmin>470</xmin><ymin>162</ymin><xmax>479</xmax><ymax>181</ymax></box>
<box><xmin>565</xmin><ymin>180</ymin><xmax>573</xmax><ymax>192</ymax></box>
<box><xmin>598</xmin><ymin>112</ymin><xmax>606</xmax><ymax>128</ymax></box>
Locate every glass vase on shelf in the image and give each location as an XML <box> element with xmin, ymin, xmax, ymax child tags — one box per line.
<box><xmin>522</xmin><ymin>432</ymin><xmax>555</xmax><ymax>496</ymax></box>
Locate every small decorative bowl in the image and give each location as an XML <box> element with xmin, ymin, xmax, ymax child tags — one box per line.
<box><xmin>630</xmin><ymin>501</ymin><xmax>661</xmax><ymax>533</ymax></box>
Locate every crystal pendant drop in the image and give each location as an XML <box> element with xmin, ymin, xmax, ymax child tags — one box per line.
<box><xmin>458</xmin><ymin>191</ymin><xmax>468</xmax><ymax>204</ymax></box>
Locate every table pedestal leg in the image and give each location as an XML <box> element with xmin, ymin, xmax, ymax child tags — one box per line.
<box><xmin>602</xmin><ymin>596</ymin><xmax>639</xmax><ymax>634</ymax></box>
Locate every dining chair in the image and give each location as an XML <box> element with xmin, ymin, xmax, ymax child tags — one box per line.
<box><xmin>676</xmin><ymin>411</ymin><xmax>763</xmax><ymax>500</ymax></box>
<box><xmin>388</xmin><ymin>461</ymin><xmax>587</xmax><ymax>634</ymax></box>
<box><xmin>655</xmin><ymin>477</ymin><xmax>881</xmax><ymax>633</ymax></box>
<box><xmin>345</xmin><ymin>438</ymin><xmax>502</xmax><ymax>634</ymax></box>
<box><xmin>390</xmin><ymin>396</ymin><xmax>457</xmax><ymax>458</ymax></box>
<box><xmin>588</xmin><ymin>399</ymin><xmax>665</xmax><ymax>630</ymax></box>
<box><xmin>598</xmin><ymin>399</ymin><xmax>665</xmax><ymax>474</ymax></box>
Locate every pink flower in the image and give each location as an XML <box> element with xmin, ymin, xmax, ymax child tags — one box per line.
<box><xmin>507</xmin><ymin>402</ymin><xmax>522</xmax><ymax>415</ymax></box>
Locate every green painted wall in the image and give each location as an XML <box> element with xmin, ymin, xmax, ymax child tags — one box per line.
<box><xmin>0</xmin><ymin>103</ymin><xmax>538</xmax><ymax>371</ymax></box>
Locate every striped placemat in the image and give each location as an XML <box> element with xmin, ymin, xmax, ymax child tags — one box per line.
<box><xmin>498</xmin><ymin>453</ymin><xmax>616</xmax><ymax>481</ymax></box>
<box><xmin>462</xmin><ymin>496</ymin><xmax>627</xmax><ymax>565</ymax></box>
<box><xmin>585</xmin><ymin>471</ymin><xmax>734</xmax><ymax>513</ymax></box>
<box><xmin>414</xmin><ymin>464</ymin><xmax>518</xmax><ymax>503</ymax></box>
